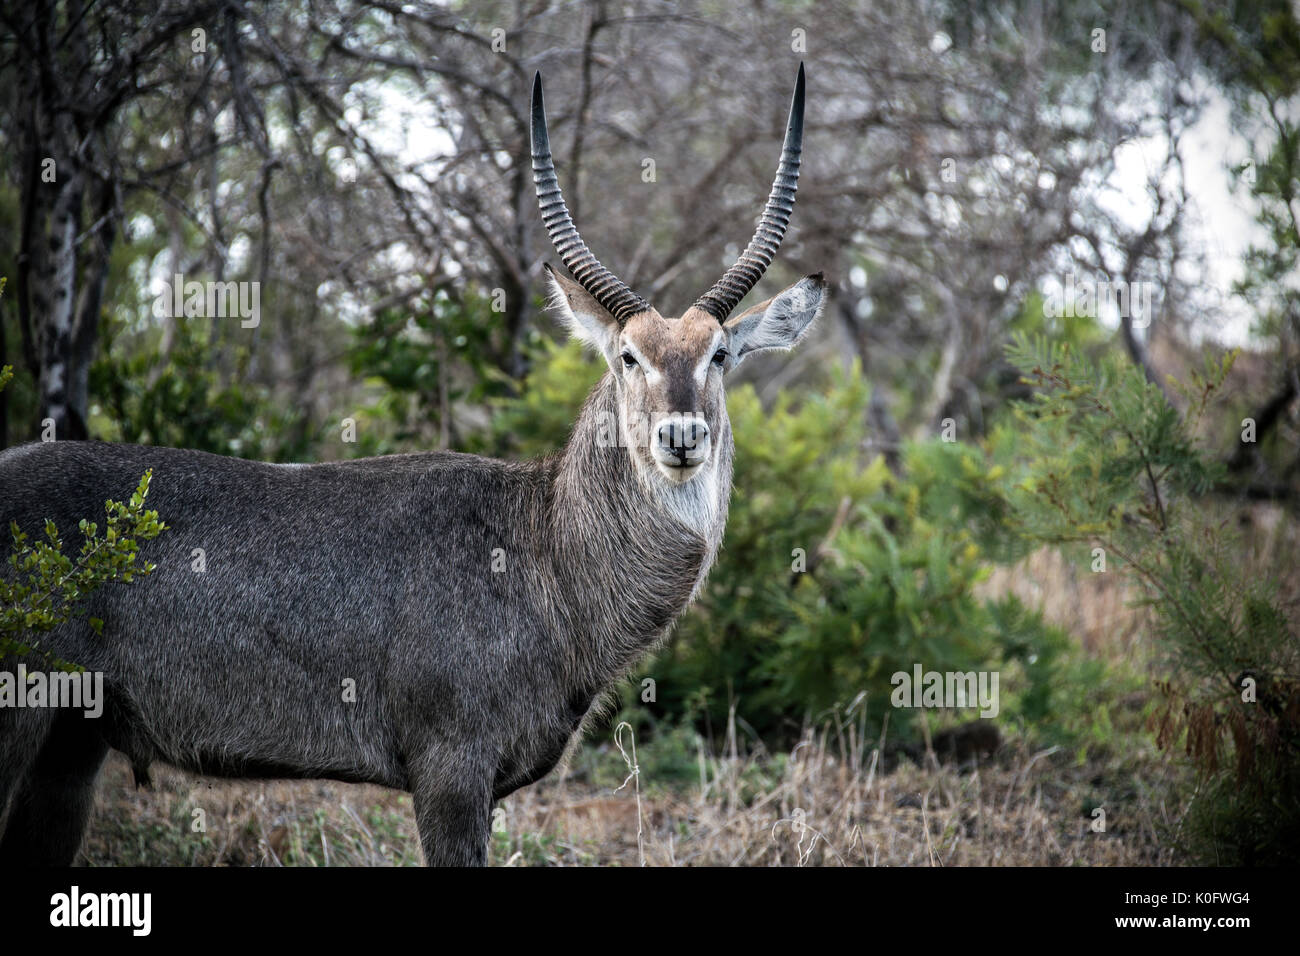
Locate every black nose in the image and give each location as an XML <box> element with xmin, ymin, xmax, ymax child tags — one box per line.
<box><xmin>657</xmin><ymin>418</ymin><xmax>710</xmax><ymax>460</ymax></box>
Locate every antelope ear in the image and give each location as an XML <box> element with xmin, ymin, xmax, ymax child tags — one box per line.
<box><xmin>722</xmin><ymin>273</ymin><xmax>826</xmax><ymax>363</ymax></box>
<box><xmin>544</xmin><ymin>263</ymin><xmax>620</xmax><ymax>358</ymax></box>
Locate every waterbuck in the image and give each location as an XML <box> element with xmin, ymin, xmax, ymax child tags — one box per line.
<box><xmin>0</xmin><ymin>64</ymin><xmax>824</xmax><ymax>866</ymax></box>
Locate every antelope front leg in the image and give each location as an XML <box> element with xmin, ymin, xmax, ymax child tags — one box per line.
<box><xmin>408</xmin><ymin>750</ymin><xmax>493</xmax><ymax>866</ymax></box>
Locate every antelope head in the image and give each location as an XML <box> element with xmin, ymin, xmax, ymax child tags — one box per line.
<box><xmin>532</xmin><ymin>64</ymin><xmax>825</xmax><ymax>488</ymax></box>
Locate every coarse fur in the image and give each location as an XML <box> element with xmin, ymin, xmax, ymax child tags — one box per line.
<box><xmin>0</xmin><ymin>273</ymin><xmax>825</xmax><ymax>866</ymax></box>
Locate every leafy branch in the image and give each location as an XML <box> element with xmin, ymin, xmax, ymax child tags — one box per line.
<box><xmin>1</xmin><ymin>471</ymin><xmax>167</xmax><ymax>668</ymax></box>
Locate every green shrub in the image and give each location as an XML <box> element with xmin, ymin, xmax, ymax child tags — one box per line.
<box><xmin>90</xmin><ymin>311</ymin><xmax>306</xmax><ymax>461</ymax></box>
<box><xmin>348</xmin><ymin>286</ymin><xmax>510</xmax><ymax>457</ymax></box>
<box><xmin>1001</xmin><ymin>335</ymin><xmax>1300</xmax><ymax>864</ymax></box>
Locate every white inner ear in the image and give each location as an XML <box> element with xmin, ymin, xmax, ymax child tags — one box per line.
<box><xmin>547</xmin><ymin>273</ymin><xmax>619</xmax><ymax>356</ymax></box>
<box><xmin>728</xmin><ymin>278</ymin><xmax>825</xmax><ymax>360</ymax></box>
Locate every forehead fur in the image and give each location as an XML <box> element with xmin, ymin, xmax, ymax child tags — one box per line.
<box><xmin>622</xmin><ymin>310</ymin><xmax>721</xmax><ymax>367</ymax></box>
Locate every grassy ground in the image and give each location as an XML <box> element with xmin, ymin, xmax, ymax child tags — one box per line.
<box><xmin>81</xmin><ymin>704</ymin><xmax>1180</xmax><ymax>867</ymax></box>
<box><xmin>81</xmin><ymin>726</ymin><xmax>1177</xmax><ymax>866</ymax></box>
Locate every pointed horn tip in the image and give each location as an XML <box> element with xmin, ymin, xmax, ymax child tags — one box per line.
<box><xmin>530</xmin><ymin>74</ymin><xmax>547</xmax><ymax>150</ymax></box>
<box><xmin>787</xmin><ymin>63</ymin><xmax>806</xmax><ymax>133</ymax></box>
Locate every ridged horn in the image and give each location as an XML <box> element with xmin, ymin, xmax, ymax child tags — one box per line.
<box><xmin>531</xmin><ymin>72</ymin><xmax>650</xmax><ymax>325</ymax></box>
<box><xmin>693</xmin><ymin>62</ymin><xmax>806</xmax><ymax>322</ymax></box>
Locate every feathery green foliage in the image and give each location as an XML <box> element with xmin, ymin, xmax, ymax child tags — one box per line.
<box><xmin>1003</xmin><ymin>334</ymin><xmax>1300</xmax><ymax>864</ymax></box>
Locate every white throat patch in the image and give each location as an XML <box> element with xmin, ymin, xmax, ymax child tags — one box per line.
<box><xmin>658</xmin><ymin>462</ymin><xmax>722</xmax><ymax>532</ymax></box>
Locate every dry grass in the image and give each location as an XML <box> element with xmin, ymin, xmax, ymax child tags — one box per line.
<box><xmin>81</xmin><ymin>715</ymin><xmax>1177</xmax><ymax>867</ymax></box>
<box><xmin>493</xmin><ymin>724</ymin><xmax>1176</xmax><ymax>867</ymax></box>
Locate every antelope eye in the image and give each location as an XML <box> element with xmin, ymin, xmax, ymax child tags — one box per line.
<box><xmin>711</xmin><ymin>348</ymin><xmax>728</xmax><ymax>366</ymax></box>
<box><xmin>621</xmin><ymin>352</ymin><xmax>638</xmax><ymax>369</ymax></box>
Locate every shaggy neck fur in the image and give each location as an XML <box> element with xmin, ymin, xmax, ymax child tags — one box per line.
<box><xmin>544</xmin><ymin>371</ymin><xmax>732</xmax><ymax>691</ymax></box>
